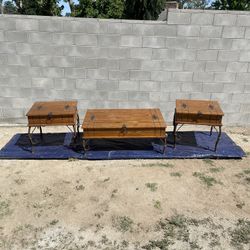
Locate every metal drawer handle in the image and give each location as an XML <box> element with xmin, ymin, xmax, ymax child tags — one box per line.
<box><xmin>197</xmin><ymin>111</ymin><xmax>203</xmax><ymax>117</ymax></box>
<box><xmin>121</xmin><ymin>124</ymin><xmax>127</xmax><ymax>134</ymax></box>
<box><xmin>47</xmin><ymin>112</ymin><xmax>53</xmax><ymax>120</ymax></box>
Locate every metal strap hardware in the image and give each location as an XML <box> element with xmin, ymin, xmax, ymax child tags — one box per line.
<box><xmin>37</xmin><ymin>105</ymin><xmax>42</xmax><ymax>110</ymax></box>
<box><xmin>47</xmin><ymin>112</ymin><xmax>53</xmax><ymax>120</ymax></box>
<box><xmin>182</xmin><ymin>103</ymin><xmax>187</xmax><ymax>108</ymax></box>
<box><xmin>152</xmin><ymin>114</ymin><xmax>158</xmax><ymax>120</ymax></box>
<box><xmin>65</xmin><ymin>105</ymin><xmax>70</xmax><ymax>110</ymax></box>
<box><xmin>90</xmin><ymin>114</ymin><xmax>95</xmax><ymax>121</ymax></box>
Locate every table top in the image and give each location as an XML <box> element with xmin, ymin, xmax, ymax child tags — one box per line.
<box><xmin>26</xmin><ymin>101</ymin><xmax>78</xmax><ymax>117</ymax></box>
<box><xmin>82</xmin><ymin>109</ymin><xmax>166</xmax><ymax>129</ymax></box>
<box><xmin>176</xmin><ymin>99</ymin><xmax>224</xmax><ymax>116</ymax></box>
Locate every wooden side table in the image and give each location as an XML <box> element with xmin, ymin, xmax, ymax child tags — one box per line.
<box><xmin>82</xmin><ymin>108</ymin><xmax>167</xmax><ymax>153</ymax></box>
<box><xmin>26</xmin><ymin>101</ymin><xmax>79</xmax><ymax>146</ymax></box>
<box><xmin>173</xmin><ymin>99</ymin><xmax>224</xmax><ymax>151</ymax></box>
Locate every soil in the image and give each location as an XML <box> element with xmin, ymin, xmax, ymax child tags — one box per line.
<box><xmin>0</xmin><ymin>125</ymin><xmax>249</xmax><ymax>250</ymax></box>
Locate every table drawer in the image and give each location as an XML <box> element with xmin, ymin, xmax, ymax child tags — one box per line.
<box><xmin>28</xmin><ymin>115</ymin><xmax>75</xmax><ymax>126</ymax></box>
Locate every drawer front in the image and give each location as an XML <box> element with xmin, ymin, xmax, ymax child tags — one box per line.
<box><xmin>83</xmin><ymin>127</ymin><xmax>166</xmax><ymax>139</ymax></box>
<box><xmin>175</xmin><ymin>113</ymin><xmax>222</xmax><ymax>125</ymax></box>
<box><xmin>28</xmin><ymin>115</ymin><xmax>75</xmax><ymax>126</ymax></box>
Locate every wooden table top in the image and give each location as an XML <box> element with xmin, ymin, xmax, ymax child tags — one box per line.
<box><xmin>176</xmin><ymin>99</ymin><xmax>224</xmax><ymax>116</ymax></box>
<box><xmin>82</xmin><ymin>109</ymin><xmax>166</xmax><ymax>129</ymax></box>
<box><xmin>26</xmin><ymin>101</ymin><xmax>78</xmax><ymax>117</ymax></box>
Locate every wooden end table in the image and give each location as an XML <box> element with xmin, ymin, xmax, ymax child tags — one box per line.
<box><xmin>82</xmin><ymin>108</ymin><xmax>167</xmax><ymax>153</ymax></box>
<box><xmin>173</xmin><ymin>99</ymin><xmax>224</xmax><ymax>151</ymax></box>
<box><xmin>26</xmin><ymin>101</ymin><xmax>79</xmax><ymax>146</ymax></box>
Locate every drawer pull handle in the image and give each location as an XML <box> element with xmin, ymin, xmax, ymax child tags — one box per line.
<box><xmin>47</xmin><ymin>112</ymin><xmax>53</xmax><ymax>120</ymax></box>
<box><xmin>197</xmin><ymin>111</ymin><xmax>203</xmax><ymax>117</ymax></box>
<box><xmin>121</xmin><ymin>124</ymin><xmax>127</xmax><ymax>134</ymax></box>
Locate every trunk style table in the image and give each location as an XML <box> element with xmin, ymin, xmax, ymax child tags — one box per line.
<box><xmin>82</xmin><ymin>109</ymin><xmax>167</xmax><ymax>153</ymax></box>
<box><xmin>173</xmin><ymin>99</ymin><xmax>224</xmax><ymax>151</ymax></box>
<box><xmin>26</xmin><ymin>101</ymin><xmax>79</xmax><ymax>146</ymax></box>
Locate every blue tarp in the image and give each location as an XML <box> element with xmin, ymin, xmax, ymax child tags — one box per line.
<box><xmin>0</xmin><ymin>131</ymin><xmax>245</xmax><ymax>160</ymax></box>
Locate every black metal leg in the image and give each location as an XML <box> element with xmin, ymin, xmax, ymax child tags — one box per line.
<box><xmin>28</xmin><ymin>126</ymin><xmax>35</xmax><ymax>153</ymax></box>
<box><xmin>83</xmin><ymin>139</ymin><xmax>89</xmax><ymax>152</ymax></box>
<box><xmin>214</xmin><ymin>126</ymin><xmax>222</xmax><ymax>151</ymax></box>
<box><xmin>163</xmin><ymin>136</ymin><xmax>167</xmax><ymax>154</ymax></box>
<box><xmin>39</xmin><ymin>126</ymin><xmax>43</xmax><ymax>139</ymax></box>
<box><xmin>210</xmin><ymin>126</ymin><xmax>213</xmax><ymax>136</ymax></box>
<box><xmin>173</xmin><ymin>111</ymin><xmax>177</xmax><ymax>148</ymax></box>
<box><xmin>77</xmin><ymin>114</ymin><xmax>80</xmax><ymax>135</ymax></box>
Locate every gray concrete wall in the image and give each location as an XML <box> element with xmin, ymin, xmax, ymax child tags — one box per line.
<box><xmin>0</xmin><ymin>9</ymin><xmax>250</xmax><ymax>125</ymax></box>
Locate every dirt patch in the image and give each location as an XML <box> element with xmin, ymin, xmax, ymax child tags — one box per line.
<box><xmin>0</xmin><ymin>126</ymin><xmax>249</xmax><ymax>249</ymax></box>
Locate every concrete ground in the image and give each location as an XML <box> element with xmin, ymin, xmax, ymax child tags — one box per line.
<box><xmin>0</xmin><ymin>126</ymin><xmax>249</xmax><ymax>250</ymax></box>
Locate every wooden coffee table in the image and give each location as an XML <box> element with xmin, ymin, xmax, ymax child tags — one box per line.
<box><xmin>26</xmin><ymin>101</ymin><xmax>79</xmax><ymax>146</ymax></box>
<box><xmin>82</xmin><ymin>109</ymin><xmax>167</xmax><ymax>153</ymax></box>
<box><xmin>173</xmin><ymin>99</ymin><xmax>224</xmax><ymax>151</ymax></box>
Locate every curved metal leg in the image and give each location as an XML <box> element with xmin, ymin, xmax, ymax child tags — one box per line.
<box><xmin>77</xmin><ymin>113</ymin><xmax>80</xmax><ymax>135</ymax></box>
<box><xmin>214</xmin><ymin>126</ymin><xmax>222</xmax><ymax>152</ymax></box>
<box><xmin>210</xmin><ymin>126</ymin><xmax>213</xmax><ymax>136</ymax></box>
<box><xmin>28</xmin><ymin>126</ymin><xmax>35</xmax><ymax>153</ymax></box>
<box><xmin>173</xmin><ymin>111</ymin><xmax>177</xmax><ymax>148</ymax></box>
<box><xmin>83</xmin><ymin>139</ymin><xmax>89</xmax><ymax>152</ymax></box>
<box><xmin>39</xmin><ymin>126</ymin><xmax>43</xmax><ymax>139</ymax></box>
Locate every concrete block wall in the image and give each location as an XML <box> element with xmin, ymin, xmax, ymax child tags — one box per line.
<box><xmin>0</xmin><ymin>9</ymin><xmax>250</xmax><ymax>125</ymax></box>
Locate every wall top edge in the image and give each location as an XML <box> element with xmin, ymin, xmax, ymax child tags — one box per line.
<box><xmin>168</xmin><ymin>8</ymin><xmax>250</xmax><ymax>15</ymax></box>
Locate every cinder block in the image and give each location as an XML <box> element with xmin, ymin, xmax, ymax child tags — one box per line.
<box><xmin>232</xmin><ymin>93</ymin><xmax>250</xmax><ymax>103</ymax></box>
<box><xmin>130</xmin><ymin>48</ymin><xmax>152</xmax><ymax>59</ymax></box>
<box><xmin>239</xmin><ymin>51</ymin><xmax>250</xmax><ymax>62</ymax></box>
<box><xmin>181</xmin><ymin>82</ymin><xmax>202</xmax><ymax>92</ymax></box>
<box><xmin>163</xmin><ymin>61</ymin><xmax>184</xmax><ymax>71</ymax></box>
<box><xmin>184</xmin><ymin>61</ymin><xmax>205</xmax><ymax>72</ymax></box>
<box><xmin>108</xmin><ymin>91</ymin><xmax>128</xmax><ymax>101</ymax></box>
<box><xmin>218</xmin><ymin>50</ymin><xmax>239</xmax><ymax>62</ymax></box>
<box><xmin>30</xmin><ymin>55</ymin><xmax>53</xmax><ymax>67</ymax></box>
<box><xmin>196</xmin><ymin>50</ymin><xmax>218</xmax><ymax>61</ymax></box>
<box><xmin>75</xmin><ymin>58</ymin><xmax>97</xmax><ymax>69</ymax></box>
<box><xmin>175</xmin><ymin>49</ymin><xmax>196</xmax><ymax>61</ymax></box>
<box><xmin>222</xmin><ymin>27</ymin><xmax>245</xmax><ymax>38</ymax></box>
<box><xmin>16</xmin><ymin>19</ymin><xmax>39</xmax><ymax>31</ymax></box>
<box><xmin>205</xmin><ymin>62</ymin><xmax>227</xmax><ymax>72</ymax></box>
<box><xmin>141</xmin><ymin>60</ymin><xmax>162</xmax><ymax>71</ymax></box>
<box><xmin>0</xmin><ymin>77</ymin><xmax>32</xmax><ymax>87</ymax></box>
<box><xmin>151</xmin><ymin>71</ymin><xmax>172</xmax><ymax>81</ymax></box>
<box><xmin>191</xmin><ymin>92</ymin><xmax>211</xmax><ymax>100</ymax></box>
<box><xmin>226</xmin><ymin>62</ymin><xmax>248</xmax><ymax>73</ymax></box>
<box><xmin>52</xmin><ymin>33</ymin><xmax>74</xmax><ymax>45</ymax></box>
<box><xmin>120</xmin><ymin>35</ymin><xmax>142</xmax><ymax>47</ymax></box>
<box><xmin>119</xmin><ymin>59</ymin><xmax>141</xmax><ymax>70</ymax></box>
<box><xmin>0</xmin><ymin>42</ymin><xmax>16</xmax><ymax>54</ymax></box>
<box><xmin>16</xmin><ymin>43</ymin><xmax>40</xmax><ymax>55</ymax></box>
<box><xmin>39</xmin><ymin>19</ymin><xmax>63</xmax><ymax>32</ymax></box>
<box><xmin>214</xmin><ymin>72</ymin><xmax>236</xmax><ymax>82</ymax></box>
<box><xmin>96</xmin><ymin>80</ymin><xmax>119</xmax><ymax>91</ymax></box>
<box><xmin>64</xmin><ymin>68</ymin><xmax>87</xmax><ymax>79</ymax></box>
<box><xmin>107</xmin><ymin>22</ymin><xmax>131</xmax><ymax>34</ymax></box>
<box><xmin>245</xmin><ymin>84</ymin><xmax>250</xmax><ymax>92</ymax></box>
<box><xmin>2</xmin><ymin>108</ymin><xmax>24</xmax><ymax>118</ymax></box>
<box><xmin>214</xmin><ymin>14</ymin><xmax>237</xmax><ymax>26</ymax></box>
<box><xmin>128</xmin><ymin>91</ymin><xmax>149</xmax><ymax>101</ymax></box>
<box><xmin>18</xmin><ymin>66</ymin><xmax>41</xmax><ymax>77</ymax></box>
<box><xmin>119</xmin><ymin>80</ymin><xmax>139</xmax><ymax>91</ymax></box>
<box><xmin>187</xmin><ymin>38</ymin><xmax>209</xmax><ymax>49</ymax></box>
<box><xmin>76</xmin><ymin>79</ymin><xmax>96</xmax><ymax>90</ymax></box>
<box><xmin>202</xmin><ymin>83</ymin><xmax>224</xmax><ymax>92</ymax></box>
<box><xmin>172</xmin><ymin>72</ymin><xmax>193</xmax><ymax>82</ymax></box>
<box><xmin>41</xmin><ymin>67</ymin><xmax>64</xmax><ymax>78</ymax></box>
<box><xmin>54</xmin><ymin>78</ymin><xmax>76</xmax><ymax>90</ymax></box>
<box><xmin>166</xmin><ymin>37</ymin><xmax>187</xmax><ymax>49</ymax></box>
<box><xmin>237</xmin><ymin>15</ymin><xmax>250</xmax><ymax>27</ymax></box>
<box><xmin>98</xmin><ymin>58</ymin><xmax>119</xmax><ymax>69</ymax></box>
<box><xmin>108</xmin><ymin>47</ymin><xmax>129</xmax><ymax>58</ymax></box>
<box><xmin>152</xmin><ymin>49</ymin><xmax>175</xmax><ymax>60</ymax></box>
<box><xmin>0</xmin><ymin>18</ymin><xmax>16</xmax><ymax>30</ymax></box>
<box><xmin>64</xmin><ymin>46</ymin><xmax>98</xmax><ymax>57</ymax></box>
<box><xmin>75</xmin><ymin>34</ymin><xmax>98</xmax><ymax>46</ymax></box>
<box><xmin>169</xmin><ymin>92</ymin><xmax>191</xmax><ymax>101</ymax></box>
<box><xmin>143</xmin><ymin>36</ymin><xmax>165</xmax><ymax>48</ymax></box>
<box><xmin>132</xmin><ymin>24</ymin><xmax>154</xmax><ymax>35</ymax></box>
<box><xmin>232</xmin><ymin>39</ymin><xmax>250</xmax><ymax>50</ymax></box>
<box><xmin>245</xmin><ymin>28</ymin><xmax>250</xmax><ymax>39</ymax></box>
<box><xmin>52</xmin><ymin>56</ymin><xmax>75</xmax><ymax>67</ymax></box>
<box><xmin>193</xmin><ymin>72</ymin><xmax>214</xmax><ymax>82</ymax></box>
<box><xmin>0</xmin><ymin>54</ymin><xmax>7</xmax><ymax>64</ymax></box>
<box><xmin>209</xmin><ymin>38</ymin><xmax>232</xmax><ymax>49</ymax></box>
<box><xmin>130</xmin><ymin>70</ymin><xmax>151</xmax><ymax>80</ymax></box>
<box><xmin>140</xmin><ymin>81</ymin><xmax>160</xmax><ymax>91</ymax></box>
<box><xmin>32</xmin><ymin>78</ymin><xmax>54</xmax><ymax>88</ymax></box>
<box><xmin>86</xmin><ymin>69</ymin><xmax>108</xmax><ymax>80</ymax></box>
<box><xmin>223</xmin><ymin>83</ymin><xmax>245</xmax><ymax>93</ymax></box>
<box><xmin>168</xmin><ymin>12</ymin><xmax>191</xmax><ymax>25</ymax></box>
<box><xmin>98</xmin><ymin>35</ymin><xmax>120</xmax><ymax>47</ymax></box>
<box><xmin>0</xmin><ymin>31</ymin><xmax>4</xmax><ymax>41</ymax></box>
<box><xmin>177</xmin><ymin>25</ymin><xmax>200</xmax><ymax>37</ymax></box>
<box><xmin>154</xmin><ymin>25</ymin><xmax>177</xmax><ymax>36</ymax></box>
<box><xmin>236</xmin><ymin>73</ymin><xmax>250</xmax><ymax>82</ymax></box>
<box><xmin>7</xmin><ymin>55</ymin><xmax>30</xmax><ymax>66</ymax></box>
<box><xmin>200</xmin><ymin>26</ymin><xmax>222</xmax><ymax>38</ymax></box>
<box><xmin>64</xmin><ymin>20</ymin><xmax>99</xmax><ymax>33</ymax></box>
<box><xmin>28</xmin><ymin>32</ymin><xmax>52</xmax><ymax>44</ymax></box>
<box><xmin>6</xmin><ymin>31</ymin><xmax>28</xmax><ymax>42</ymax></box>
<box><xmin>161</xmin><ymin>82</ymin><xmax>182</xmax><ymax>92</ymax></box>
<box><xmin>118</xmin><ymin>101</ymin><xmax>139</xmax><ymax>108</ymax></box>
<box><xmin>191</xmin><ymin>13</ymin><xmax>214</xmax><ymax>25</ymax></box>
<box><xmin>221</xmin><ymin>103</ymin><xmax>240</xmax><ymax>113</ymax></box>
<box><xmin>109</xmin><ymin>70</ymin><xmax>129</xmax><ymax>80</ymax></box>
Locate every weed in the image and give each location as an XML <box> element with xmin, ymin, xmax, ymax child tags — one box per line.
<box><xmin>68</xmin><ymin>158</ymin><xmax>78</xmax><ymax>161</ymax></box>
<box><xmin>209</xmin><ymin>167</ymin><xmax>224</xmax><ymax>173</ymax></box>
<box><xmin>0</xmin><ymin>200</ymin><xmax>12</xmax><ymax>219</ymax></box>
<box><xmin>42</xmin><ymin>187</ymin><xmax>52</xmax><ymax>197</ymax></box>
<box><xmin>193</xmin><ymin>172</ymin><xmax>221</xmax><ymax>187</ymax></box>
<box><xmin>145</xmin><ymin>183</ymin><xmax>158</xmax><ymax>192</ymax></box>
<box><xmin>189</xmin><ymin>240</ymin><xmax>201</xmax><ymax>249</ymax></box>
<box><xmin>202</xmin><ymin>159</ymin><xmax>214</xmax><ymax>166</ymax></box>
<box><xmin>111</xmin><ymin>189</ymin><xmax>118</xmax><ymax>198</ymax></box>
<box><xmin>230</xmin><ymin>219</ymin><xmax>250</xmax><ymax>247</ymax></box>
<box><xmin>112</xmin><ymin>216</ymin><xmax>134</xmax><ymax>233</ymax></box>
<box><xmin>243</xmin><ymin>169</ymin><xmax>250</xmax><ymax>175</ymax></box>
<box><xmin>153</xmin><ymin>200</ymin><xmax>162</xmax><ymax>210</ymax></box>
<box><xmin>142</xmin><ymin>163</ymin><xmax>174</xmax><ymax>168</ymax></box>
<box><xmin>75</xmin><ymin>185</ymin><xmax>85</xmax><ymax>191</ymax></box>
<box><xmin>103</xmin><ymin>177</ymin><xmax>110</xmax><ymax>182</ymax></box>
<box><xmin>50</xmin><ymin>219</ymin><xmax>59</xmax><ymax>226</ymax></box>
<box><xmin>14</xmin><ymin>178</ymin><xmax>25</xmax><ymax>185</ymax></box>
<box><xmin>170</xmin><ymin>172</ymin><xmax>182</xmax><ymax>177</ymax></box>
<box><xmin>236</xmin><ymin>202</ymin><xmax>245</xmax><ymax>209</ymax></box>
<box><xmin>242</xmin><ymin>138</ymin><xmax>248</xmax><ymax>142</ymax></box>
